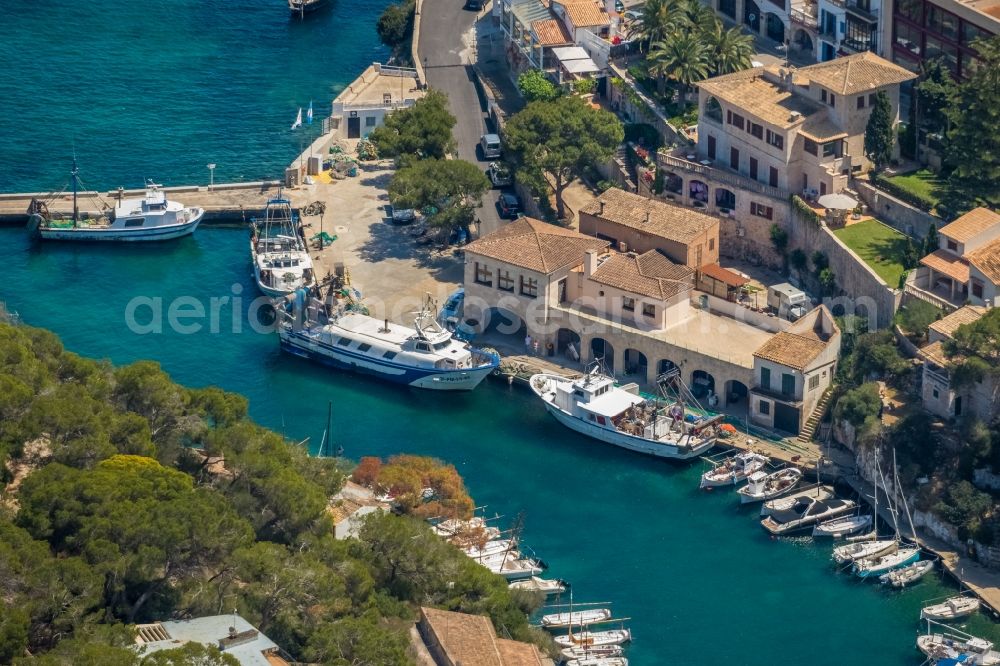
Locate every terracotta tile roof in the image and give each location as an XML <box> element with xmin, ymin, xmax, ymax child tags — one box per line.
<box><xmin>327</xmin><ymin>499</ymin><xmax>364</xmax><ymax>525</ymax></box>
<box><xmin>590</xmin><ymin>250</ymin><xmax>694</xmax><ymax>299</ymax></box>
<box><xmin>753</xmin><ymin>331</ymin><xmax>830</xmax><ymax>371</ymax></box>
<box><xmin>798</xmin><ymin>51</ymin><xmax>916</xmax><ymax>95</ymax></box>
<box><xmin>919</xmin><ymin>340</ymin><xmax>950</xmax><ymax>367</ymax></box>
<box><xmin>465</xmin><ymin>217</ymin><xmax>609</xmax><ymax>274</ymax></box>
<box><xmin>496</xmin><ymin>638</ymin><xmax>546</xmax><ymax>665</ymax></box>
<box><xmin>697</xmin><ymin>67</ymin><xmax>823</xmax><ymax>128</ymax></box>
<box><xmin>581</xmin><ymin>187</ymin><xmax>718</xmax><ymax>245</ymax></box>
<box><xmin>939</xmin><ymin>207</ymin><xmax>1000</xmax><ymax>243</ymax></box>
<box><xmin>421</xmin><ymin>608</ymin><xmax>504</xmax><ymax>666</ymax></box>
<box><xmin>920</xmin><ymin>249</ymin><xmax>970</xmax><ymax>283</ymax></box>
<box><xmin>928</xmin><ymin>305</ymin><xmax>986</xmax><ymax>340</ymax></box>
<box><xmin>699</xmin><ymin>263</ymin><xmax>749</xmax><ymax>287</ymax></box>
<box><xmin>799</xmin><ymin>114</ymin><xmax>848</xmax><ymax>142</ymax></box>
<box><xmin>968</xmin><ymin>237</ymin><xmax>1000</xmax><ymax>284</ymax></box>
<box><xmin>558</xmin><ymin>0</ymin><xmax>610</xmax><ymax>26</ymax></box>
<box><xmin>532</xmin><ymin>18</ymin><xmax>573</xmax><ymax>45</ymax></box>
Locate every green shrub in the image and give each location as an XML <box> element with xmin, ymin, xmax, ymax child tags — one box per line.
<box><xmin>871</xmin><ymin>172</ymin><xmax>936</xmax><ymax>212</ymax></box>
<box><xmin>895</xmin><ymin>300</ymin><xmax>943</xmax><ymax>339</ymax></box>
<box><xmin>623</xmin><ymin>123</ymin><xmax>662</xmax><ymax>150</ymax></box>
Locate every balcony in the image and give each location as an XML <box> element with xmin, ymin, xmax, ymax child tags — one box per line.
<box><xmin>790</xmin><ymin>2</ymin><xmax>819</xmax><ymax>28</ymax></box>
<box><xmin>845</xmin><ymin>1</ymin><xmax>879</xmax><ymax>22</ymax></box>
<box><xmin>658</xmin><ymin>152</ymin><xmax>791</xmax><ymax>201</ymax></box>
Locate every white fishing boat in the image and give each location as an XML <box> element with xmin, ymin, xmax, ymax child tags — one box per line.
<box><xmin>566</xmin><ymin>657</ymin><xmax>628</xmax><ymax>666</ymax></box>
<box><xmin>737</xmin><ymin>468</ymin><xmax>802</xmax><ymax>504</ymax></box>
<box><xmin>251</xmin><ymin>195</ymin><xmax>315</xmax><ymax>297</ymax></box>
<box><xmin>554</xmin><ymin>629</ymin><xmax>632</xmax><ymax>648</ymax></box>
<box><xmin>278</xmin><ymin>294</ymin><xmax>500</xmax><ymax>391</ymax></box>
<box><xmin>700</xmin><ymin>451</ymin><xmax>768</xmax><ymax>488</ymax></box>
<box><xmin>880</xmin><ymin>559</ymin><xmax>934</xmax><ymax>587</ymax></box>
<box><xmin>760</xmin><ymin>485</ymin><xmax>834</xmax><ymax>516</ymax></box>
<box><xmin>509</xmin><ymin>577</ymin><xmax>568</xmax><ymax>596</ymax></box>
<box><xmin>529</xmin><ymin>366</ymin><xmax>720</xmax><ymax>461</ymax></box>
<box><xmin>832</xmin><ymin>538</ymin><xmax>898</xmax><ymax>565</ymax></box>
<box><xmin>27</xmin><ymin>160</ymin><xmax>203</xmax><ymax>242</ymax></box>
<box><xmin>854</xmin><ymin>546</ymin><xmax>921</xmax><ymax>578</ymax></box>
<box><xmin>541</xmin><ymin>608</ymin><xmax>612</xmax><ymax>629</ymax></box>
<box><xmin>561</xmin><ymin>645</ymin><xmax>624</xmax><ymax>660</ymax></box>
<box><xmin>761</xmin><ymin>497</ymin><xmax>857</xmax><ymax>536</ymax></box>
<box><xmin>289</xmin><ymin>0</ymin><xmax>330</xmax><ymax>16</ymax></box>
<box><xmin>918</xmin><ymin>624</ymin><xmax>1000</xmax><ymax>665</ymax></box>
<box><xmin>921</xmin><ymin>596</ymin><xmax>981</xmax><ymax>622</ymax></box>
<box><xmin>477</xmin><ymin>554</ymin><xmax>545</xmax><ymax>580</ymax></box>
<box><xmin>813</xmin><ymin>514</ymin><xmax>873</xmax><ymax>538</ymax></box>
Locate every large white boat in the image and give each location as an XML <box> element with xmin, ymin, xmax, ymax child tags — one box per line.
<box><xmin>529</xmin><ymin>366</ymin><xmax>720</xmax><ymax>461</ymax></box>
<box><xmin>760</xmin><ymin>485</ymin><xmax>834</xmax><ymax>516</ymax></box>
<box><xmin>918</xmin><ymin>624</ymin><xmax>1000</xmax><ymax>665</ymax></box>
<box><xmin>509</xmin><ymin>577</ymin><xmax>568</xmax><ymax>597</ymax></box>
<box><xmin>554</xmin><ymin>629</ymin><xmax>632</xmax><ymax>649</ymax></box>
<box><xmin>761</xmin><ymin>497</ymin><xmax>856</xmax><ymax>536</ymax></box>
<box><xmin>251</xmin><ymin>195</ymin><xmax>315</xmax><ymax>298</ymax></box>
<box><xmin>737</xmin><ymin>468</ymin><xmax>802</xmax><ymax>504</ymax></box>
<box><xmin>921</xmin><ymin>596</ymin><xmax>980</xmax><ymax>622</ymax></box>
<box><xmin>562</xmin><ymin>646</ymin><xmax>624</xmax><ymax>661</ymax></box>
<box><xmin>277</xmin><ymin>293</ymin><xmax>499</xmax><ymax>391</ymax></box>
<box><xmin>832</xmin><ymin>538</ymin><xmax>898</xmax><ymax>565</ymax></box>
<box><xmin>541</xmin><ymin>608</ymin><xmax>612</xmax><ymax>629</ymax></box>
<box><xmin>853</xmin><ymin>545</ymin><xmax>921</xmax><ymax>578</ymax></box>
<box><xmin>700</xmin><ymin>451</ymin><xmax>768</xmax><ymax>488</ymax></box>
<box><xmin>812</xmin><ymin>514</ymin><xmax>872</xmax><ymax>538</ymax></box>
<box><xmin>880</xmin><ymin>559</ymin><xmax>934</xmax><ymax>587</ymax></box>
<box><xmin>27</xmin><ymin>161</ymin><xmax>203</xmax><ymax>242</ymax></box>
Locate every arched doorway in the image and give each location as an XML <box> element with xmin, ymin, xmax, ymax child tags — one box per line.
<box><xmin>744</xmin><ymin>0</ymin><xmax>761</xmax><ymax>33</ymax></box>
<box><xmin>793</xmin><ymin>28</ymin><xmax>813</xmax><ymax>54</ymax></box>
<box><xmin>623</xmin><ymin>349</ymin><xmax>648</xmax><ymax>381</ymax></box>
<box><xmin>556</xmin><ymin>328</ymin><xmax>582</xmax><ymax>363</ymax></box>
<box><xmin>657</xmin><ymin>359</ymin><xmax>678</xmax><ymax>376</ymax></box>
<box><xmin>765</xmin><ymin>13</ymin><xmax>785</xmax><ymax>42</ymax></box>
<box><xmin>724</xmin><ymin>379</ymin><xmax>749</xmax><ymax>407</ymax></box>
<box><xmin>664</xmin><ymin>171</ymin><xmax>683</xmax><ymax>195</ymax></box>
<box><xmin>590</xmin><ymin>337</ymin><xmax>615</xmax><ymax>372</ymax></box>
<box><xmin>715</xmin><ymin>187</ymin><xmax>736</xmax><ymax>210</ymax></box>
<box><xmin>689</xmin><ymin>179</ymin><xmax>708</xmax><ymax>205</ymax></box>
<box><xmin>704</xmin><ymin>97</ymin><xmax>723</xmax><ymax>124</ymax></box>
<box><xmin>691</xmin><ymin>370</ymin><xmax>717</xmax><ymax>405</ymax></box>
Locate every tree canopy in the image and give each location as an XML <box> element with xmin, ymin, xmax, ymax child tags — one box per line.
<box><xmin>517</xmin><ymin>70</ymin><xmax>559</xmax><ymax>103</ymax></box>
<box><xmin>504</xmin><ymin>96</ymin><xmax>623</xmax><ymax>219</ymax></box>
<box><xmin>863</xmin><ymin>90</ymin><xmax>894</xmax><ymax>171</ymax></box>
<box><xmin>368</xmin><ymin>89</ymin><xmax>457</xmax><ymax>160</ymax></box>
<box><xmin>376</xmin><ymin>0</ymin><xmax>416</xmax><ymax>64</ymax></box>
<box><xmin>387</xmin><ymin>158</ymin><xmax>490</xmax><ymax>230</ymax></box>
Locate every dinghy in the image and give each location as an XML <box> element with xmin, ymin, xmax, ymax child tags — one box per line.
<box><xmin>813</xmin><ymin>514</ymin><xmax>872</xmax><ymax>538</ymax></box>
<box><xmin>833</xmin><ymin>538</ymin><xmax>897</xmax><ymax>565</ymax></box>
<box><xmin>554</xmin><ymin>629</ymin><xmax>632</xmax><ymax>648</ymax></box>
<box><xmin>853</xmin><ymin>546</ymin><xmax>921</xmax><ymax>578</ymax></box>
<box><xmin>541</xmin><ymin>608</ymin><xmax>612</xmax><ymax>629</ymax></box>
<box><xmin>737</xmin><ymin>468</ymin><xmax>802</xmax><ymax>504</ymax></box>
<box><xmin>880</xmin><ymin>559</ymin><xmax>934</xmax><ymax>587</ymax></box>
<box><xmin>509</xmin><ymin>577</ymin><xmax>568</xmax><ymax>596</ymax></box>
<box><xmin>700</xmin><ymin>451</ymin><xmax>768</xmax><ymax>488</ymax></box>
<box><xmin>921</xmin><ymin>596</ymin><xmax>980</xmax><ymax>622</ymax></box>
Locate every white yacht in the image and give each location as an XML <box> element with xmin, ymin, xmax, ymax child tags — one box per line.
<box><xmin>541</xmin><ymin>608</ymin><xmax>612</xmax><ymax>629</ymax></box>
<box><xmin>832</xmin><ymin>538</ymin><xmax>898</xmax><ymax>565</ymax></box>
<box><xmin>761</xmin><ymin>497</ymin><xmax>856</xmax><ymax>536</ymax></box>
<box><xmin>529</xmin><ymin>366</ymin><xmax>719</xmax><ymax>461</ymax></box>
<box><xmin>921</xmin><ymin>596</ymin><xmax>980</xmax><ymax>622</ymax></box>
<box><xmin>28</xmin><ymin>161</ymin><xmax>203</xmax><ymax>241</ymax></box>
<box><xmin>700</xmin><ymin>451</ymin><xmax>768</xmax><ymax>488</ymax></box>
<box><xmin>853</xmin><ymin>546</ymin><xmax>922</xmax><ymax>578</ymax></box>
<box><xmin>880</xmin><ymin>559</ymin><xmax>934</xmax><ymax>587</ymax></box>
<box><xmin>554</xmin><ymin>629</ymin><xmax>632</xmax><ymax>649</ymax></box>
<box><xmin>812</xmin><ymin>514</ymin><xmax>872</xmax><ymax>538</ymax></box>
<box><xmin>509</xmin><ymin>577</ymin><xmax>568</xmax><ymax>596</ymax></box>
<box><xmin>278</xmin><ymin>294</ymin><xmax>499</xmax><ymax>391</ymax></box>
<box><xmin>251</xmin><ymin>195</ymin><xmax>315</xmax><ymax>297</ymax></box>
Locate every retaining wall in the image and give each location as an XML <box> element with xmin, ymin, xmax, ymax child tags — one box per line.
<box><xmin>854</xmin><ymin>179</ymin><xmax>940</xmax><ymax>239</ymax></box>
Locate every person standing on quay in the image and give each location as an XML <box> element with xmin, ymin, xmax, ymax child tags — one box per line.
<box><xmin>525</xmin><ymin>334</ymin><xmax>533</xmax><ymax>355</ymax></box>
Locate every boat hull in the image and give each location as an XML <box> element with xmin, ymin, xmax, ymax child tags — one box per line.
<box><xmin>854</xmin><ymin>548</ymin><xmax>921</xmax><ymax>578</ymax></box>
<box><xmin>279</xmin><ymin>333</ymin><xmax>497</xmax><ymax>391</ymax></box>
<box><xmin>37</xmin><ymin>211</ymin><xmax>202</xmax><ymax>241</ymax></box>
<box><xmin>541</xmin><ymin>400</ymin><xmax>714</xmax><ymax>460</ymax></box>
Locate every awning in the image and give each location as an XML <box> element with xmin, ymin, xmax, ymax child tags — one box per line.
<box><xmin>700</xmin><ymin>263</ymin><xmax>749</xmax><ymax>288</ymax></box>
<box><xmin>562</xmin><ymin>58</ymin><xmax>600</xmax><ymax>74</ymax></box>
<box><xmin>551</xmin><ymin>46</ymin><xmax>591</xmax><ymax>60</ymax></box>
<box><xmin>920</xmin><ymin>249</ymin><xmax>970</xmax><ymax>283</ymax></box>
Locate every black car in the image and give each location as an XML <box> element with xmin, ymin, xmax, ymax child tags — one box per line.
<box><xmin>498</xmin><ymin>192</ymin><xmax>520</xmax><ymax>218</ymax></box>
<box><xmin>465</xmin><ymin>0</ymin><xmax>482</xmax><ymax>9</ymax></box>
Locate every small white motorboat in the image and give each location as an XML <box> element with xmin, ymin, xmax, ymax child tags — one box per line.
<box><xmin>854</xmin><ymin>546</ymin><xmax>921</xmax><ymax>578</ymax></box>
<box><xmin>880</xmin><ymin>559</ymin><xmax>934</xmax><ymax>587</ymax></box>
<box><xmin>554</xmin><ymin>629</ymin><xmax>632</xmax><ymax>648</ymax></box>
<box><xmin>541</xmin><ymin>608</ymin><xmax>612</xmax><ymax>629</ymax></box>
<box><xmin>813</xmin><ymin>514</ymin><xmax>873</xmax><ymax>538</ymax></box>
<box><xmin>833</xmin><ymin>538</ymin><xmax>897</xmax><ymax>565</ymax></box>
<box><xmin>917</xmin><ymin>628</ymin><xmax>1000</xmax><ymax>665</ymax></box>
<box><xmin>921</xmin><ymin>596</ymin><xmax>981</xmax><ymax>622</ymax></box>
<box><xmin>737</xmin><ymin>468</ymin><xmax>802</xmax><ymax>504</ymax></box>
<box><xmin>562</xmin><ymin>645</ymin><xmax>624</xmax><ymax>660</ymax></box>
<box><xmin>761</xmin><ymin>485</ymin><xmax>835</xmax><ymax>516</ymax></box>
<box><xmin>700</xmin><ymin>451</ymin><xmax>768</xmax><ymax>488</ymax></box>
<box><xmin>464</xmin><ymin>539</ymin><xmax>517</xmax><ymax>559</ymax></box>
<box><xmin>566</xmin><ymin>658</ymin><xmax>628</xmax><ymax>666</ymax></box>
<box><xmin>481</xmin><ymin>555</ymin><xmax>545</xmax><ymax>580</ymax></box>
<box><xmin>509</xmin><ymin>577</ymin><xmax>568</xmax><ymax>596</ymax></box>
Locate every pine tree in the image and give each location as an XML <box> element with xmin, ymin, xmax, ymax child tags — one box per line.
<box><xmin>864</xmin><ymin>90</ymin><xmax>894</xmax><ymax>172</ymax></box>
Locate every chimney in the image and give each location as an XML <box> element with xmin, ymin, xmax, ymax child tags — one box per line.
<box><xmin>644</xmin><ymin>210</ymin><xmax>651</xmax><ymax>225</ymax></box>
<box><xmin>598</xmin><ymin>200</ymin><xmax>605</xmax><ymax>216</ymax></box>
<box><xmin>584</xmin><ymin>250</ymin><xmax>599</xmax><ymax>277</ymax></box>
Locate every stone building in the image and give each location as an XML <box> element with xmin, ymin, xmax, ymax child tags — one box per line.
<box><xmin>416</xmin><ymin>607</ymin><xmax>551</xmax><ymax>666</ymax></box>
<box><xmin>918</xmin><ymin>305</ymin><xmax>997</xmax><ymax>421</ymax></box>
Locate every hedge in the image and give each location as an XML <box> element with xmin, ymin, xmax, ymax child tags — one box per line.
<box><xmin>871</xmin><ymin>172</ymin><xmax>936</xmax><ymax>212</ymax></box>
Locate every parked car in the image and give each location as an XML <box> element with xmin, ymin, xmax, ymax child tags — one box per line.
<box><xmin>623</xmin><ymin>8</ymin><xmax>641</xmax><ymax>21</ymax></box>
<box><xmin>479</xmin><ymin>133</ymin><xmax>502</xmax><ymax>160</ymax></box>
<box><xmin>465</xmin><ymin>0</ymin><xmax>483</xmax><ymax>9</ymax></box>
<box><xmin>615</xmin><ymin>0</ymin><xmax>625</xmax><ymax>12</ymax></box>
<box><xmin>498</xmin><ymin>192</ymin><xmax>520</xmax><ymax>218</ymax></box>
<box><xmin>487</xmin><ymin>162</ymin><xmax>512</xmax><ymax>188</ymax></box>
<box><xmin>386</xmin><ymin>204</ymin><xmax>416</xmax><ymax>225</ymax></box>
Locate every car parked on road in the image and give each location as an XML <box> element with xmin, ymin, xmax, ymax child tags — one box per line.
<box><xmin>497</xmin><ymin>192</ymin><xmax>520</xmax><ymax>219</ymax></box>
<box><xmin>623</xmin><ymin>8</ymin><xmax>641</xmax><ymax>21</ymax></box>
<box><xmin>479</xmin><ymin>133</ymin><xmax>502</xmax><ymax>160</ymax></box>
<box><xmin>486</xmin><ymin>162</ymin><xmax>512</xmax><ymax>188</ymax></box>
<box><xmin>385</xmin><ymin>204</ymin><xmax>416</xmax><ymax>225</ymax></box>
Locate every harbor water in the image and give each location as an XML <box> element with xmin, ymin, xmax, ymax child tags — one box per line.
<box><xmin>2</xmin><ymin>227</ymin><xmax>999</xmax><ymax>664</ymax></box>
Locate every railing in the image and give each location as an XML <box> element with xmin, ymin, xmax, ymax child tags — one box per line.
<box><xmin>923</xmin><ymin>365</ymin><xmax>950</xmax><ymax>386</ymax></box>
<box><xmin>657</xmin><ymin>152</ymin><xmax>791</xmax><ymax>201</ymax></box>
<box><xmin>903</xmin><ymin>280</ymin><xmax>960</xmax><ymax>313</ymax></box>
<box><xmin>790</xmin><ymin>7</ymin><xmax>819</xmax><ymax>27</ymax></box>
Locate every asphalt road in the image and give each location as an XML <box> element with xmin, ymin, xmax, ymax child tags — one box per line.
<box><xmin>418</xmin><ymin>0</ymin><xmax>506</xmax><ymax>236</ymax></box>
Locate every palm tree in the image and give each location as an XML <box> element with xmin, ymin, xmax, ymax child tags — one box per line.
<box><xmin>679</xmin><ymin>0</ymin><xmax>720</xmax><ymax>36</ymax></box>
<box><xmin>704</xmin><ymin>24</ymin><xmax>755</xmax><ymax>75</ymax></box>
<box><xmin>627</xmin><ymin>0</ymin><xmax>684</xmax><ymax>51</ymax></box>
<box><xmin>648</xmin><ymin>32</ymin><xmax>711</xmax><ymax>111</ymax></box>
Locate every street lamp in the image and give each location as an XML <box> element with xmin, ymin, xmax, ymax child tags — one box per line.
<box><xmin>207</xmin><ymin>163</ymin><xmax>216</xmax><ymax>191</ymax></box>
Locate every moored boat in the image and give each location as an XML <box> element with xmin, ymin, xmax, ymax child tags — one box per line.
<box><xmin>853</xmin><ymin>545</ymin><xmax>921</xmax><ymax>578</ymax></box>
<box><xmin>431</xmin><ymin>517</ymin><xmax>501</xmax><ymax>542</ymax></box>
<box><xmin>529</xmin><ymin>366</ymin><xmax>720</xmax><ymax>461</ymax></box>
<box><xmin>700</xmin><ymin>451</ymin><xmax>768</xmax><ymax>488</ymax></box>
<box><xmin>917</xmin><ymin>625</ymin><xmax>1000</xmax><ymax>665</ymax></box>
<box><xmin>289</xmin><ymin>0</ymin><xmax>330</xmax><ymax>16</ymax></box>
<box><xmin>760</xmin><ymin>485</ymin><xmax>834</xmax><ymax>516</ymax></box>
<box><xmin>561</xmin><ymin>645</ymin><xmax>624</xmax><ymax>660</ymax></box>
<box><xmin>554</xmin><ymin>629</ymin><xmax>632</xmax><ymax>648</ymax></box>
<box><xmin>880</xmin><ymin>559</ymin><xmax>934</xmax><ymax>587</ymax></box>
<box><xmin>832</xmin><ymin>538</ymin><xmax>897</xmax><ymax>565</ymax></box>
<box><xmin>737</xmin><ymin>468</ymin><xmax>802</xmax><ymax>504</ymax></box>
<box><xmin>761</xmin><ymin>497</ymin><xmax>856</xmax><ymax>536</ymax></box>
<box><xmin>921</xmin><ymin>596</ymin><xmax>980</xmax><ymax>622</ymax></box>
<box><xmin>541</xmin><ymin>608</ymin><xmax>612</xmax><ymax>629</ymax></box>
<box><xmin>566</xmin><ymin>657</ymin><xmax>628</xmax><ymax>666</ymax></box>
<box><xmin>251</xmin><ymin>195</ymin><xmax>315</xmax><ymax>297</ymax></box>
<box><xmin>509</xmin><ymin>577</ymin><xmax>568</xmax><ymax>596</ymax></box>
<box><xmin>813</xmin><ymin>514</ymin><xmax>873</xmax><ymax>538</ymax></box>
<box><xmin>464</xmin><ymin>538</ymin><xmax>518</xmax><ymax>559</ymax></box>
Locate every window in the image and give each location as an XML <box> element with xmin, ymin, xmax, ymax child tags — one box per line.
<box><xmin>761</xmin><ymin>367</ymin><xmax>771</xmax><ymax>389</ymax></box>
<box><xmin>830</xmin><ymin>94</ymin><xmax>836</xmax><ymax>107</ymax></box>
<box><xmin>963</xmin><ymin>22</ymin><xmax>990</xmax><ymax>45</ymax></box>
<box><xmin>365</xmin><ymin>116</ymin><xmax>377</xmax><ymax>127</ymax></box>
<box><xmin>705</xmin><ymin>97</ymin><xmax>723</xmax><ymax>122</ymax></box>
<box><xmin>729</xmin><ymin>112</ymin><xmax>745</xmax><ymax>130</ymax></box>
<box><xmin>497</xmin><ymin>270</ymin><xmax>514</xmax><ymax>291</ymax></box>
<box><xmin>124</xmin><ymin>218</ymin><xmax>145</xmax><ymax>227</ymax></box>
<box><xmin>707</xmin><ymin>134</ymin><xmax>716</xmax><ymax>160</ymax></box>
<box><xmin>709</xmin><ymin>238</ymin><xmax>715</xmax><ymax>251</ymax></box>
<box><xmin>337</xmin><ymin>337</ymin><xmax>352</xmax><ymax>346</ymax></box>
<box><xmin>822</xmin><ymin>141</ymin><xmax>838</xmax><ymax>157</ymax></box>
<box><xmin>868</xmin><ymin>92</ymin><xmax>877</xmax><ymax>106</ymax></box>
<box><xmin>809</xmin><ymin>374</ymin><xmax>820</xmax><ymax>390</ymax></box>
<box><xmin>769</xmin><ymin>166</ymin><xmax>778</xmax><ymax>187</ymax></box>
<box><xmin>857</xmin><ymin>96</ymin><xmax>865</xmax><ymax>109</ymax></box>
<box><xmin>804</xmin><ymin>139</ymin><xmax>818</xmax><ymax>156</ymax></box>
<box><xmin>781</xmin><ymin>373</ymin><xmax>795</xmax><ymax>396</ymax></box>
<box><xmin>730</xmin><ymin>147</ymin><xmax>740</xmax><ymax>170</ymax></box>
<box><xmin>759</xmin><ymin>400</ymin><xmax>771</xmax><ymax>415</ymax></box>
<box><xmin>896</xmin><ymin>0</ymin><xmax>922</xmax><ymax>22</ymax></box>
<box><xmin>475</xmin><ymin>262</ymin><xmax>493</xmax><ymax>286</ymax></box>
<box><xmin>622</xmin><ymin>297</ymin><xmax>635</xmax><ymax>311</ymax></box>
<box><xmin>642</xmin><ymin>303</ymin><xmax>655</xmax><ymax>317</ymax></box>
<box><xmin>933</xmin><ymin>388</ymin><xmax>939</xmax><ymax>399</ymax></box>
<box><xmin>821</xmin><ymin>89</ymin><xmax>827</xmax><ymax>103</ymax></box>
<box><xmin>947</xmin><ymin>239</ymin><xmax>958</xmax><ymax>251</ymax></box>
<box><xmin>357</xmin><ymin>343</ymin><xmax>372</xmax><ymax>352</ymax></box>
<box><xmin>383</xmin><ymin>350</ymin><xmax>397</xmax><ymax>359</ymax></box>
<box><xmin>972</xmin><ymin>280</ymin><xmax>984</xmax><ymax>298</ymax></box>
<box><xmin>520</xmin><ymin>275</ymin><xmax>538</xmax><ymax>298</ymax></box>
<box><xmin>926</xmin><ymin>5</ymin><xmax>959</xmax><ymax>41</ymax></box>
<box><xmin>750</xmin><ymin>157</ymin><xmax>758</xmax><ymax>180</ymax></box>
<box><xmin>894</xmin><ymin>19</ymin><xmax>922</xmax><ymax>56</ymax></box>
<box><xmin>750</xmin><ymin>122</ymin><xmax>764</xmax><ymax>140</ymax></box>
<box><xmin>766</xmin><ymin>130</ymin><xmax>784</xmax><ymax>149</ymax></box>
<box><xmin>416</xmin><ymin>342</ymin><xmax>431</xmax><ymax>352</ymax></box>
<box><xmin>751</xmin><ymin>202</ymin><xmax>773</xmax><ymax>220</ymax></box>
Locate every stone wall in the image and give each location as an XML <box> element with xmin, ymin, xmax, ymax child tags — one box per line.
<box><xmin>854</xmin><ymin>179</ymin><xmax>940</xmax><ymax>239</ymax></box>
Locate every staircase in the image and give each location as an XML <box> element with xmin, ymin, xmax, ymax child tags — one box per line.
<box><xmin>798</xmin><ymin>388</ymin><xmax>834</xmax><ymax>443</ymax></box>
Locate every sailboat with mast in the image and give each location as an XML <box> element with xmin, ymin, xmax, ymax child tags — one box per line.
<box><xmin>853</xmin><ymin>449</ymin><xmax>921</xmax><ymax>578</ymax></box>
<box><xmin>27</xmin><ymin>159</ymin><xmax>203</xmax><ymax>241</ymax></box>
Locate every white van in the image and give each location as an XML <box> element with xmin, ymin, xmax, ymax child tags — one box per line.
<box><xmin>767</xmin><ymin>283</ymin><xmax>810</xmax><ymax>321</ymax></box>
<box><xmin>480</xmin><ymin>133</ymin><xmax>502</xmax><ymax>160</ymax></box>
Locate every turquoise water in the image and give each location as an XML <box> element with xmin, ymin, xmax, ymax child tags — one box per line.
<box><xmin>2</xmin><ymin>227</ymin><xmax>997</xmax><ymax>664</ymax></box>
<box><xmin>0</xmin><ymin>0</ymin><xmax>388</xmax><ymax>192</ymax></box>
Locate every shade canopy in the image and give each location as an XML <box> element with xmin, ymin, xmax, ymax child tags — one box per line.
<box><xmin>817</xmin><ymin>193</ymin><xmax>858</xmax><ymax>210</ymax></box>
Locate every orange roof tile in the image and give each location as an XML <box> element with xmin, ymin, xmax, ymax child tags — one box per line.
<box><xmin>532</xmin><ymin>18</ymin><xmax>573</xmax><ymax>45</ymax></box>
<box><xmin>420</xmin><ymin>608</ymin><xmax>504</xmax><ymax>666</ymax></box>
<box><xmin>464</xmin><ymin>217</ymin><xmax>609</xmax><ymax>274</ymax></box>
<box><xmin>939</xmin><ymin>207</ymin><xmax>1000</xmax><ymax>243</ymax></box>
<box><xmin>798</xmin><ymin>51</ymin><xmax>916</xmax><ymax>95</ymax></box>
<box><xmin>496</xmin><ymin>638</ymin><xmax>546</xmax><ymax>665</ymax></box>
<box><xmin>920</xmin><ymin>249</ymin><xmax>970</xmax><ymax>283</ymax></box>
<box><xmin>590</xmin><ymin>250</ymin><xmax>694</xmax><ymax>299</ymax></box>
<box><xmin>928</xmin><ymin>305</ymin><xmax>986</xmax><ymax>340</ymax></box>
<box><xmin>700</xmin><ymin>263</ymin><xmax>749</xmax><ymax>287</ymax></box>
<box><xmin>968</xmin><ymin>237</ymin><xmax>1000</xmax><ymax>284</ymax></box>
<box><xmin>580</xmin><ymin>187</ymin><xmax>718</xmax><ymax>245</ymax></box>
<box><xmin>557</xmin><ymin>0</ymin><xmax>609</xmax><ymax>27</ymax></box>
<box><xmin>919</xmin><ymin>340</ymin><xmax>950</xmax><ymax>367</ymax></box>
<box><xmin>753</xmin><ymin>332</ymin><xmax>830</xmax><ymax>371</ymax></box>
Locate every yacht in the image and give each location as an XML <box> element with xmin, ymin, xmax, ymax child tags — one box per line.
<box><xmin>880</xmin><ymin>559</ymin><xmax>934</xmax><ymax>587</ymax></box>
<box><xmin>541</xmin><ymin>608</ymin><xmax>612</xmax><ymax>629</ymax></box>
<box><xmin>832</xmin><ymin>538</ymin><xmax>898</xmax><ymax>565</ymax></box>
<box><xmin>509</xmin><ymin>577</ymin><xmax>568</xmax><ymax>596</ymax></box>
<box><xmin>277</xmin><ymin>293</ymin><xmax>499</xmax><ymax>391</ymax></box>
<box><xmin>921</xmin><ymin>596</ymin><xmax>980</xmax><ymax>622</ymax></box>
<box><xmin>812</xmin><ymin>514</ymin><xmax>872</xmax><ymax>538</ymax></box>
<box><xmin>761</xmin><ymin>497</ymin><xmax>856</xmax><ymax>536</ymax></box>
<box><xmin>918</xmin><ymin>625</ymin><xmax>1000</xmax><ymax>665</ymax></box>
<box><xmin>554</xmin><ymin>629</ymin><xmax>632</xmax><ymax>649</ymax></box>
<box><xmin>529</xmin><ymin>366</ymin><xmax>720</xmax><ymax>461</ymax></box>
<box><xmin>251</xmin><ymin>195</ymin><xmax>315</xmax><ymax>297</ymax></box>
<box><xmin>27</xmin><ymin>161</ymin><xmax>203</xmax><ymax>241</ymax></box>
<box><xmin>700</xmin><ymin>451</ymin><xmax>768</xmax><ymax>488</ymax></box>
<box><xmin>289</xmin><ymin>0</ymin><xmax>330</xmax><ymax>16</ymax></box>
<box><xmin>853</xmin><ymin>546</ymin><xmax>921</xmax><ymax>578</ymax></box>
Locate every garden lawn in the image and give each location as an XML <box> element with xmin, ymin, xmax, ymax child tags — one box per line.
<box><xmin>833</xmin><ymin>219</ymin><xmax>911</xmax><ymax>286</ymax></box>
<box><xmin>885</xmin><ymin>169</ymin><xmax>945</xmax><ymax>209</ymax></box>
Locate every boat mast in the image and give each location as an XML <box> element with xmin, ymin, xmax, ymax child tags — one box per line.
<box><xmin>71</xmin><ymin>156</ymin><xmax>79</xmax><ymax>223</ymax></box>
<box><xmin>893</xmin><ymin>447</ymin><xmax>921</xmax><ymax>549</ymax></box>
